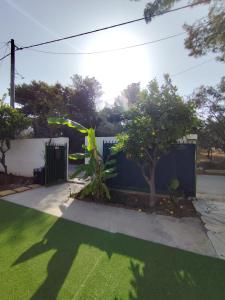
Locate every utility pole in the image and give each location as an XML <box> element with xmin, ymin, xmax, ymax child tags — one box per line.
<box><xmin>10</xmin><ymin>39</ymin><xmax>15</xmax><ymax>108</ymax></box>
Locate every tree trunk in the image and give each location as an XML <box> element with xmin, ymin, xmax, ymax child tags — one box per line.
<box><xmin>0</xmin><ymin>142</ymin><xmax>9</xmax><ymax>176</ymax></box>
<box><xmin>139</xmin><ymin>160</ymin><xmax>157</xmax><ymax>208</ymax></box>
<box><xmin>0</xmin><ymin>151</ymin><xmax>7</xmax><ymax>175</ymax></box>
<box><xmin>207</xmin><ymin>148</ymin><xmax>213</xmax><ymax>160</ymax></box>
<box><xmin>148</xmin><ymin>164</ymin><xmax>156</xmax><ymax>208</ymax></box>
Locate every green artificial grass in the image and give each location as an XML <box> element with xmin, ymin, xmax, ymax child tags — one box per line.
<box><xmin>0</xmin><ymin>200</ymin><xmax>225</xmax><ymax>300</ymax></box>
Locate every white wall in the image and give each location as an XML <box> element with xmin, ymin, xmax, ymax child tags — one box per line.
<box><xmin>0</xmin><ymin>137</ymin><xmax>69</xmax><ymax>177</ymax></box>
<box><xmin>85</xmin><ymin>136</ymin><xmax>116</xmax><ymax>163</ymax></box>
<box><xmin>178</xmin><ymin>134</ymin><xmax>198</xmax><ymax>144</ymax></box>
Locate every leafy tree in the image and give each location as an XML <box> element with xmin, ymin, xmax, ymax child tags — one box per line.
<box><xmin>114</xmin><ymin>83</ymin><xmax>141</xmax><ymax>109</ymax></box>
<box><xmin>123</xmin><ymin>82</ymin><xmax>141</xmax><ymax>107</ymax></box>
<box><xmin>96</xmin><ymin>82</ymin><xmax>141</xmax><ymax>136</ymax></box>
<box><xmin>48</xmin><ymin>117</ymin><xmax>117</xmax><ymax>200</ymax></box>
<box><xmin>143</xmin><ymin>0</ymin><xmax>225</xmax><ymax>61</ymax></box>
<box><xmin>198</xmin><ymin>122</ymin><xmax>219</xmax><ymax>159</ymax></box>
<box><xmin>0</xmin><ymin>104</ymin><xmax>30</xmax><ymax>174</ymax></box>
<box><xmin>15</xmin><ymin>81</ymin><xmax>66</xmax><ymax>137</ymax></box>
<box><xmin>113</xmin><ymin>75</ymin><xmax>197</xmax><ymax>207</ymax></box>
<box><xmin>0</xmin><ymin>94</ymin><xmax>7</xmax><ymax>103</ymax></box>
<box><xmin>67</xmin><ymin>75</ymin><xmax>102</xmax><ymax>127</ymax></box>
<box><xmin>15</xmin><ymin>76</ymin><xmax>102</xmax><ymax>154</ymax></box>
<box><xmin>63</xmin><ymin>75</ymin><xmax>102</xmax><ymax>153</ymax></box>
<box><xmin>96</xmin><ymin>104</ymin><xmax>124</xmax><ymax>136</ymax></box>
<box><xmin>192</xmin><ymin>76</ymin><xmax>225</xmax><ymax>151</ymax></box>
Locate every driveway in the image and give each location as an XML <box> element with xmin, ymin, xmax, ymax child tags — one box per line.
<box><xmin>197</xmin><ymin>175</ymin><xmax>225</xmax><ymax>201</ymax></box>
<box><xmin>194</xmin><ymin>199</ymin><xmax>225</xmax><ymax>260</ymax></box>
<box><xmin>2</xmin><ymin>182</ymin><xmax>216</xmax><ymax>258</ymax></box>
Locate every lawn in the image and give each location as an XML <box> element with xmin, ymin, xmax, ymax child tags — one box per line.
<box><xmin>0</xmin><ymin>200</ymin><xmax>225</xmax><ymax>300</ymax></box>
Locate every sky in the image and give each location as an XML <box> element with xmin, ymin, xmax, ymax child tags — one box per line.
<box><xmin>0</xmin><ymin>0</ymin><xmax>224</xmax><ymax>106</ymax></box>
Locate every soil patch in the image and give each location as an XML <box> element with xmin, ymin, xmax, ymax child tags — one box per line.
<box><xmin>0</xmin><ymin>173</ymin><xmax>33</xmax><ymax>191</ymax></box>
<box><xmin>76</xmin><ymin>189</ymin><xmax>197</xmax><ymax>218</ymax></box>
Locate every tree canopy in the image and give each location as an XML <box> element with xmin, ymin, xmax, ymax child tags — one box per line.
<box><xmin>67</xmin><ymin>74</ymin><xmax>102</xmax><ymax>127</ymax></box>
<box><xmin>123</xmin><ymin>82</ymin><xmax>141</xmax><ymax>107</ymax></box>
<box><xmin>113</xmin><ymin>75</ymin><xmax>198</xmax><ymax>206</ymax></box>
<box><xmin>15</xmin><ymin>75</ymin><xmax>102</xmax><ymax>153</ymax></box>
<box><xmin>143</xmin><ymin>0</ymin><xmax>225</xmax><ymax>61</ymax></box>
<box><xmin>191</xmin><ymin>76</ymin><xmax>225</xmax><ymax>151</ymax></box>
<box><xmin>15</xmin><ymin>81</ymin><xmax>66</xmax><ymax>137</ymax></box>
<box><xmin>0</xmin><ymin>103</ymin><xmax>30</xmax><ymax>174</ymax></box>
<box><xmin>96</xmin><ymin>104</ymin><xmax>124</xmax><ymax>137</ymax></box>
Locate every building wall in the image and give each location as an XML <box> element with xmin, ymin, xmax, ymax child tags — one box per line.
<box><xmin>0</xmin><ymin>137</ymin><xmax>69</xmax><ymax>177</ymax></box>
<box><xmin>85</xmin><ymin>136</ymin><xmax>116</xmax><ymax>163</ymax></box>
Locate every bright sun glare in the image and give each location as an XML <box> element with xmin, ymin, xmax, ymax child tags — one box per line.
<box><xmin>81</xmin><ymin>29</ymin><xmax>153</xmax><ymax>105</ymax></box>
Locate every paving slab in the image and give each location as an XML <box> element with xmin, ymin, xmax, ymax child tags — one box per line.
<box><xmin>194</xmin><ymin>199</ymin><xmax>225</xmax><ymax>260</ymax></box>
<box><xmin>13</xmin><ymin>186</ymin><xmax>31</xmax><ymax>193</ymax></box>
<box><xmin>27</xmin><ymin>184</ymin><xmax>42</xmax><ymax>189</ymax></box>
<box><xmin>2</xmin><ymin>182</ymin><xmax>216</xmax><ymax>258</ymax></box>
<box><xmin>0</xmin><ymin>190</ymin><xmax>16</xmax><ymax>197</ymax></box>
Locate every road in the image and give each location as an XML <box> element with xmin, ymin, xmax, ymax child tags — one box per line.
<box><xmin>197</xmin><ymin>175</ymin><xmax>225</xmax><ymax>201</ymax></box>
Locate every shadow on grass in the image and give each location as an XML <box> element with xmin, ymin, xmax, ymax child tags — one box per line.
<box><xmin>5</xmin><ymin>200</ymin><xmax>225</xmax><ymax>300</ymax></box>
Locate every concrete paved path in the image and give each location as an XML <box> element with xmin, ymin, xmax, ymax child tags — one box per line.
<box><xmin>194</xmin><ymin>199</ymin><xmax>225</xmax><ymax>260</ymax></box>
<box><xmin>2</xmin><ymin>182</ymin><xmax>216</xmax><ymax>258</ymax></box>
<box><xmin>197</xmin><ymin>175</ymin><xmax>225</xmax><ymax>202</ymax></box>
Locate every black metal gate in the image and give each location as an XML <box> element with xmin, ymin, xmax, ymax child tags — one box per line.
<box><xmin>103</xmin><ymin>142</ymin><xmax>196</xmax><ymax>197</ymax></box>
<box><xmin>45</xmin><ymin>144</ymin><xmax>67</xmax><ymax>185</ymax></box>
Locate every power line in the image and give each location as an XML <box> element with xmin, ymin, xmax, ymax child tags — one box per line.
<box><xmin>0</xmin><ymin>1</ymin><xmax>209</xmax><ymax>62</ymax></box>
<box><xmin>18</xmin><ymin>17</ymin><xmax>209</xmax><ymax>56</ymax></box>
<box><xmin>0</xmin><ymin>41</ymin><xmax>10</xmax><ymax>61</ymax></box>
<box><xmin>24</xmin><ymin>32</ymin><xmax>185</xmax><ymax>55</ymax></box>
<box><xmin>19</xmin><ymin>19</ymin><xmax>209</xmax><ymax>56</ymax></box>
<box><xmin>16</xmin><ymin>1</ymin><xmax>205</xmax><ymax>51</ymax></box>
<box><xmin>0</xmin><ymin>43</ymin><xmax>7</xmax><ymax>51</ymax></box>
<box><xmin>0</xmin><ymin>44</ymin><xmax>9</xmax><ymax>67</ymax></box>
<box><xmin>15</xmin><ymin>68</ymin><xmax>25</xmax><ymax>79</ymax></box>
<box><xmin>171</xmin><ymin>58</ymin><xmax>214</xmax><ymax>77</ymax></box>
<box><xmin>0</xmin><ymin>51</ymin><xmax>10</xmax><ymax>62</ymax></box>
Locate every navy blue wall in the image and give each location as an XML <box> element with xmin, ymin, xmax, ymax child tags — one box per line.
<box><xmin>103</xmin><ymin>143</ymin><xmax>196</xmax><ymax>197</ymax></box>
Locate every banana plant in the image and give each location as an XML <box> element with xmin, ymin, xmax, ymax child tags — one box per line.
<box><xmin>48</xmin><ymin>117</ymin><xmax>117</xmax><ymax>200</ymax></box>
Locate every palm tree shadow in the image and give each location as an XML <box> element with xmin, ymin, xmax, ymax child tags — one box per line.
<box><xmin>12</xmin><ymin>219</ymin><xmax>81</xmax><ymax>300</ymax></box>
<box><xmin>12</xmin><ymin>216</ymin><xmax>114</xmax><ymax>300</ymax></box>
<box><xmin>11</xmin><ymin>207</ymin><xmax>225</xmax><ymax>300</ymax></box>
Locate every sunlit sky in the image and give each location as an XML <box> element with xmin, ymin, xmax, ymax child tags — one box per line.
<box><xmin>0</xmin><ymin>0</ymin><xmax>224</xmax><ymax>106</ymax></box>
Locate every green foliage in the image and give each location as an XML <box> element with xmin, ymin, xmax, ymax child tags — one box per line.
<box><xmin>113</xmin><ymin>75</ymin><xmax>197</xmax><ymax>206</ymax></box>
<box><xmin>143</xmin><ymin>0</ymin><xmax>225</xmax><ymax>61</ymax></box>
<box><xmin>96</xmin><ymin>104</ymin><xmax>124</xmax><ymax>137</ymax></box>
<box><xmin>123</xmin><ymin>82</ymin><xmax>141</xmax><ymax>107</ymax></box>
<box><xmin>15</xmin><ymin>75</ymin><xmax>102</xmax><ymax>142</ymax></box>
<box><xmin>68</xmin><ymin>75</ymin><xmax>102</xmax><ymax>127</ymax></box>
<box><xmin>168</xmin><ymin>178</ymin><xmax>182</xmax><ymax>211</ymax></box>
<box><xmin>15</xmin><ymin>81</ymin><xmax>66</xmax><ymax>137</ymax></box>
<box><xmin>114</xmin><ymin>75</ymin><xmax>197</xmax><ymax>163</ymax></box>
<box><xmin>0</xmin><ymin>103</ymin><xmax>30</xmax><ymax>174</ymax></box>
<box><xmin>48</xmin><ymin>117</ymin><xmax>88</xmax><ymax>133</ymax></box>
<box><xmin>48</xmin><ymin>117</ymin><xmax>117</xmax><ymax>200</ymax></box>
<box><xmin>97</xmin><ymin>82</ymin><xmax>141</xmax><ymax>137</ymax></box>
<box><xmin>0</xmin><ymin>104</ymin><xmax>30</xmax><ymax>140</ymax></box>
<box><xmin>192</xmin><ymin>76</ymin><xmax>225</xmax><ymax>151</ymax></box>
<box><xmin>168</xmin><ymin>178</ymin><xmax>180</xmax><ymax>191</ymax></box>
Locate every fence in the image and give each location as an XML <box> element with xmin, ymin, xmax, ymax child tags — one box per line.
<box><xmin>45</xmin><ymin>143</ymin><xmax>68</xmax><ymax>185</ymax></box>
<box><xmin>0</xmin><ymin>137</ymin><xmax>69</xmax><ymax>178</ymax></box>
<box><xmin>103</xmin><ymin>142</ymin><xmax>196</xmax><ymax>197</ymax></box>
